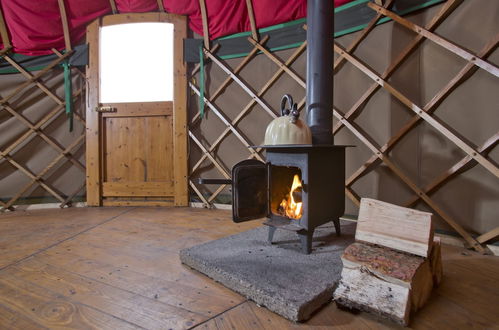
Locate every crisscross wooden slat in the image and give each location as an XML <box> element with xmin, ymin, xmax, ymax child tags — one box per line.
<box><xmin>191</xmin><ymin>44</ymin><xmax>220</xmax><ymax>77</ymax></box>
<box><xmin>1</xmin><ymin>134</ymin><xmax>85</xmax><ymax>210</ymax></box>
<box><xmin>309</xmin><ymin>0</ymin><xmax>395</xmax><ymax>73</ymax></box>
<box><xmin>0</xmin><ymin>52</ymin><xmax>73</xmax><ymax>105</ymax></box>
<box><xmin>0</xmin><ymin>150</ymin><xmax>66</xmax><ymax>203</ymax></box>
<box><xmin>189</xmin><ymin>82</ymin><xmax>263</xmax><ymax>162</ymax></box>
<box><xmin>188</xmin><ymin>131</ymin><xmax>231</xmax><ymax>204</ymax></box>
<box><xmin>248</xmin><ymin>37</ymin><xmax>306</xmax><ymax>88</ymax></box>
<box><xmin>203</xmin><ymin>50</ymin><xmax>276</xmax><ymax>118</ymax></box>
<box><xmin>189</xmin><ymin>180</ymin><xmax>210</xmax><ymax>206</ymax></box>
<box><xmin>189</xmin><ymin>131</ymin><xmax>232</xmax><ymax>179</ymax></box>
<box><xmin>1</xmin><ymin>101</ymin><xmax>85</xmax><ymax>171</ymax></box>
<box><xmin>2</xmin><ymin>56</ymin><xmax>64</xmax><ymax>105</ymax></box>
<box><xmin>191</xmin><ymin>39</ymin><xmax>307</xmax><ymax>186</ymax></box>
<box><xmin>1</xmin><ymin>3</ymin><xmax>85</xmax><ymax>210</ymax></box>
<box><xmin>368</xmin><ymin>2</ymin><xmax>499</xmax><ymax>78</ymax></box>
<box><xmin>1</xmin><ymin>90</ymin><xmax>82</xmax><ymax>157</ymax></box>
<box><xmin>333</xmin><ymin>106</ymin><xmax>485</xmax><ymax>253</ymax></box>
<box><xmin>0</xmin><ymin>48</ymin><xmax>11</xmax><ymax>57</ymax></box>
<box><xmin>334</xmin><ymin>42</ymin><xmax>499</xmax><ymax>179</ymax></box>
<box><xmin>333</xmin><ymin>0</ymin><xmax>462</xmax><ymax>135</ymax></box>
<box><xmin>403</xmin><ymin>132</ymin><xmax>499</xmax><ymax>208</ymax></box>
<box><xmin>188</xmin><ymin>38</ymin><xmax>270</xmax><ymax>203</ymax></box>
<box><xmin>346</xmin><ymin>34</ymin><xmax>499</xmax><ymax>188</ymax></box>
<box><xmin>477</xmin><ymin>227</ymin><xmax>499</xmax><ymax>245</ymax></box>
<box><xmin>191</xmin><ymin>36</ymin><xmax>269</xmax><ymax>124</ymax></box>
<box><xmin>61</xmin><ymin>182</ymin><xmax>86</xmax><ymax>208</ymax></box>
<box><xmin>0</xmin><ymin>52</ymin><xmax>86</xmax><ymax>209</ymax></box>
<box><xmin>5</xmin><ymin>105</ymin><xmax>84</xmax><ymax>166</ymax></box>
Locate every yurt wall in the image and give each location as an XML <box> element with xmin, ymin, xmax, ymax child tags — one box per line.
<box><xmin>187</xmin><ymin>0</ymin><xmax>499</xmax><ymax>250</ymax></box>
<box><xmin>0</xmin><ymin>65</ymin><xmax>86</xmax><ymax>208</ymax></box>
<box><xmin>0</xmin><ymin>0</ymin><xmax>497</xmax><ymax>252</ymax></box>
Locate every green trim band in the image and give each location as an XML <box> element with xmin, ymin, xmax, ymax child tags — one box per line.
<box><xmin>218</xmin><ymin>41</ymin><xmax>304</xmax><ymax>61</ymax></box>
<box><xmin>217</xmin><ymin>18</ymin><xmax>306</xmax><ymax>41</ymax></box>
<box><xmin>0</xmin><ymin>64</ymin><xmax>46</xmax><ymax>74</ymax></box>
<box><xmin>212</xmin><ymin>0</ymin><xmax>445</xmax><ymax>61</ymax></box>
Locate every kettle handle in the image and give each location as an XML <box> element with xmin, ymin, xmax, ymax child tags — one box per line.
<box><xmin>280</xmin><ymin>94</ymin><xmax>294</xmax><ymax>116</ymax></box>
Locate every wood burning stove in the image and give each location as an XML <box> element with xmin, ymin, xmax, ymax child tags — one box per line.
<box><xmin>231</xmin><ymin>145</ymin><xmax>347</xmax><ymax>254</ymax></box>
<box><xmin>198</xmin><ymin>0</ymin><xmax>349</xmax><ymax>254</ymax></box>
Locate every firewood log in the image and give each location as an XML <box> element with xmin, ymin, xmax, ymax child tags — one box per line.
<box><xmin>334</xmin><ymin>242</ymin><xmax>436</xmax><ymax>326</ymax></box>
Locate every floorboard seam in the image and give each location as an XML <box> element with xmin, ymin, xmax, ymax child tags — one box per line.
<box><xmin>188</xmin><ymin>300</ymin><xmax>248</xmax><ymax>329</ymax></box>
<box><xmin>0</xmin><ymin>207</ymin><xmax>137</xmax><ymax>272</ymax></box>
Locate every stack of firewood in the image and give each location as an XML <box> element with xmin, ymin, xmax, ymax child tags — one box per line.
<box><xmin>334</xmin><ymin>198</ymin><xmax>442</xmax><ymax>326</ymax></box>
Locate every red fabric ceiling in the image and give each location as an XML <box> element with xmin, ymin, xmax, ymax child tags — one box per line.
<box><xmin>0</xmin><ymin>0</ymin><xmax>353</xmax><ymax>56</ymax></box>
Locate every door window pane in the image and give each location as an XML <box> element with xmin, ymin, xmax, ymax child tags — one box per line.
<box><xmin>100</xmin><ymin>22</ymin><xmax>174</xmax><ymax>103</ymax></box>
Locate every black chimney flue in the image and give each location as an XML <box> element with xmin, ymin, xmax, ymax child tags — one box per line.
<box><xmin>306</xmin><ymin>0</ymin><xmax>334</xmax><ymax>145</ymax></box>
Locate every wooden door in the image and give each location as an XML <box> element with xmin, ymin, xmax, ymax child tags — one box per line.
<box><xmin>85</xmin><ymin>13</ymin><xmax>187</xmax><ymax>207</ymax></box>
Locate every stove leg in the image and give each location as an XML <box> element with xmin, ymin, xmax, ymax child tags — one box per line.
<box><xmin>298</xmin><ymin>230</ymin><xmax>313</xmax><ymax>254</ymax></box>
<box><xmin>333</xmin><ymin>218</ymin><xmax>341</xmax><ymax>236</ymax></box>
<box><xmin>268</xmin><ymin>226</ymin><xmax>277</xmax><ymax>243</ymax></box>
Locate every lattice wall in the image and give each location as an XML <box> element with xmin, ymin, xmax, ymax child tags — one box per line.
<box><xmin>188</xmin><ymin>0</ymin><xmax>499</xmax><ymax>253</ymax></box>
<box><xmin>0</xmin><ymin>56</ymin><xmax>86</xmax><ymax>209</ymax></box>
<box><xmin>0</xmin><ymin>0</ymin><xmax>86</xmax><ymax>210</ymax></box>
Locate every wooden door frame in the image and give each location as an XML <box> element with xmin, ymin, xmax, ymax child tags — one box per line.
<box><xmin>85</xmin><ymin>13</ymin><xmax>188</xmax><ymax>206</ymax></box>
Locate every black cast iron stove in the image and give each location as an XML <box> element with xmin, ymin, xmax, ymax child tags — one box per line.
<box><xmin>198</xmin><ymin>0</ymin><xmax>348</xmax><ymax>254</ymax></box>
<box><xmin>231</xmin><ymin>144</ymin><xmax>346</xmax><ymax>254</ymax></box>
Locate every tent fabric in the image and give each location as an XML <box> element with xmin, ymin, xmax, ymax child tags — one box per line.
<box><xmin>0</xmin><ymin>0</ymin><xmax>353</xmax><ymax>56</ymax></box>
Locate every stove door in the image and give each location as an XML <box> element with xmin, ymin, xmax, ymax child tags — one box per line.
<box><xmin>232</xmin><ymin>159</ymin><xmax>268</xmax><ymax>222</ymax></box>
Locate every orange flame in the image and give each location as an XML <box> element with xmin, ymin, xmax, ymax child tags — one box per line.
<box><xmin>279</xmin><ymin>174</ymin><xmax>303</xmax><ymax>219</ymax></box>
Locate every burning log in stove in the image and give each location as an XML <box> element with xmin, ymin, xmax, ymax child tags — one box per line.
<box><xmin>277</xmin><ymin>174</ymin><xmax>303</xmax><ymax>219</ymax></box>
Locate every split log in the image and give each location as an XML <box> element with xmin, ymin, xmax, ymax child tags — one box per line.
<box><xmin>334</xmin><ymin>199</ymin><xmax>442</xmax><ymax>326</ymax></box>
<box><xmin>334</xmin><ymin>242</ymin><xmax>437</xmax><ymax>325</ymax></box>
<box><xmin>356</xmin><ymin>198</ymin><xmax>434</xmax><ymax>257</ymax></box>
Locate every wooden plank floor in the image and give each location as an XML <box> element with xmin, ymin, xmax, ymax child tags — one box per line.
<box><xmin>0</xmin><ymin>207</ymin><xmax>498</xmax><ymax>329</ymax></box>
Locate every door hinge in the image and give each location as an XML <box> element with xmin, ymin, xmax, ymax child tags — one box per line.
<box><xmin>95</xmin><ymin>106</ymin><xmax>117</xmax><ymax>113</ymax></box>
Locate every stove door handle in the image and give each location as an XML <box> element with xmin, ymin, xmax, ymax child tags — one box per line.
<box><xmin>197</xmin><ymin>178</ymin><xmax>232</xmax><ymax>185</ymax></box>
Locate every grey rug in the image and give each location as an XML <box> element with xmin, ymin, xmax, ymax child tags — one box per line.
<box><xmin>179</xmin><ymin>221</ymin><xmax>355</xmax><ymax>321</ymax></box>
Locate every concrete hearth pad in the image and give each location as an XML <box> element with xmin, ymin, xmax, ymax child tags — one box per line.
<box><xmin>179</xmin><ymin>221</ymin><xmax>355</xmax><ymax>321</ymax></box>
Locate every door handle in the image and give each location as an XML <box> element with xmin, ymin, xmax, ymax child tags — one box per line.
<box><xmin>94</xmin><ymin>106</ymin><xmax>117</xmax><ymax>113</ymax></box>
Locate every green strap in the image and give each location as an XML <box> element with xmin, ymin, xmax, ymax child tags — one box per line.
<box><xmin>199</xmin><ymin>44</ymin><xmax>205</xmax><ymax>119</ymax></box>
<box><xmin>62</xmin><ymin>59</ymin><xmax>73</xmax><ymax>132</ymax></box>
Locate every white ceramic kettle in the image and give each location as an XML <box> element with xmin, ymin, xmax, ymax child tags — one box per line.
<box><xmin>264</xmin><ymin>94</ymin><xmax>312</xmax><ymax>145</ymax></box>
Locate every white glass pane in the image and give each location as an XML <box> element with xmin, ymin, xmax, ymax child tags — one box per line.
<box><xmin>100</xmin><ymin>22</ymin><xmax>174</xmax><ymax>103</ymax></box>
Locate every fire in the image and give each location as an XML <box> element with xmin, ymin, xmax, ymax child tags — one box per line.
<box><xmin>278</xmin><ymin>174</ymin><xmax>303</xmax><ymax>219</ymax></box>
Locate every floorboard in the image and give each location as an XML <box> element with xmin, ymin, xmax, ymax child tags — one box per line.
<box><xmin>0</xmin><ymin>207</ymin><xmax>498</xmax><ymax>329</ymax></box>
<box><xmin>0</xmin><ymin>207</ymin><xmax>132</xmax><ymax>269</ymax></box>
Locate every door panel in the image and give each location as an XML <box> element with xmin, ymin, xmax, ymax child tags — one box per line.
<box><xmin>85</xmin><ymin>13</ymin><xmax>187</xmax><ymax>206</ymax></box>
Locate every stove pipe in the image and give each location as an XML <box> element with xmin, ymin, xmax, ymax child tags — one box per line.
<box><xmin>306</xmin><ymin>0</ymin><xmax>334</xmax><ymax>145</ymax></box>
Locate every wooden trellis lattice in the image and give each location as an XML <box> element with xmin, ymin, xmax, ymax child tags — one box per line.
<box><xmin>334</xmin><ymin>1</ymin><xmax>499</xmax><ymax>252</ymax></box>
<box><xmin>0</xmin><ymin>0</ymin><xmax>87</xmax><ymax>211</ymax></box>
<box><xmin>188</xmin><ymin>0</ymin><xmax>498</xmax><ymax>253</ymax></box>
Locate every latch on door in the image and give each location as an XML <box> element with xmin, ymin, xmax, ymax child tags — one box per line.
<box><xmin>94</xmin><ymin>106</ymin><xmax>117</xmax><ymax>113</ymax></box>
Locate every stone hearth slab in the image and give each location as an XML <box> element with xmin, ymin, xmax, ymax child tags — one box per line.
<box><xmin>179</xmin><ymin>221</ymin><xmax>355</xmax><ymax>322</ymax></box>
